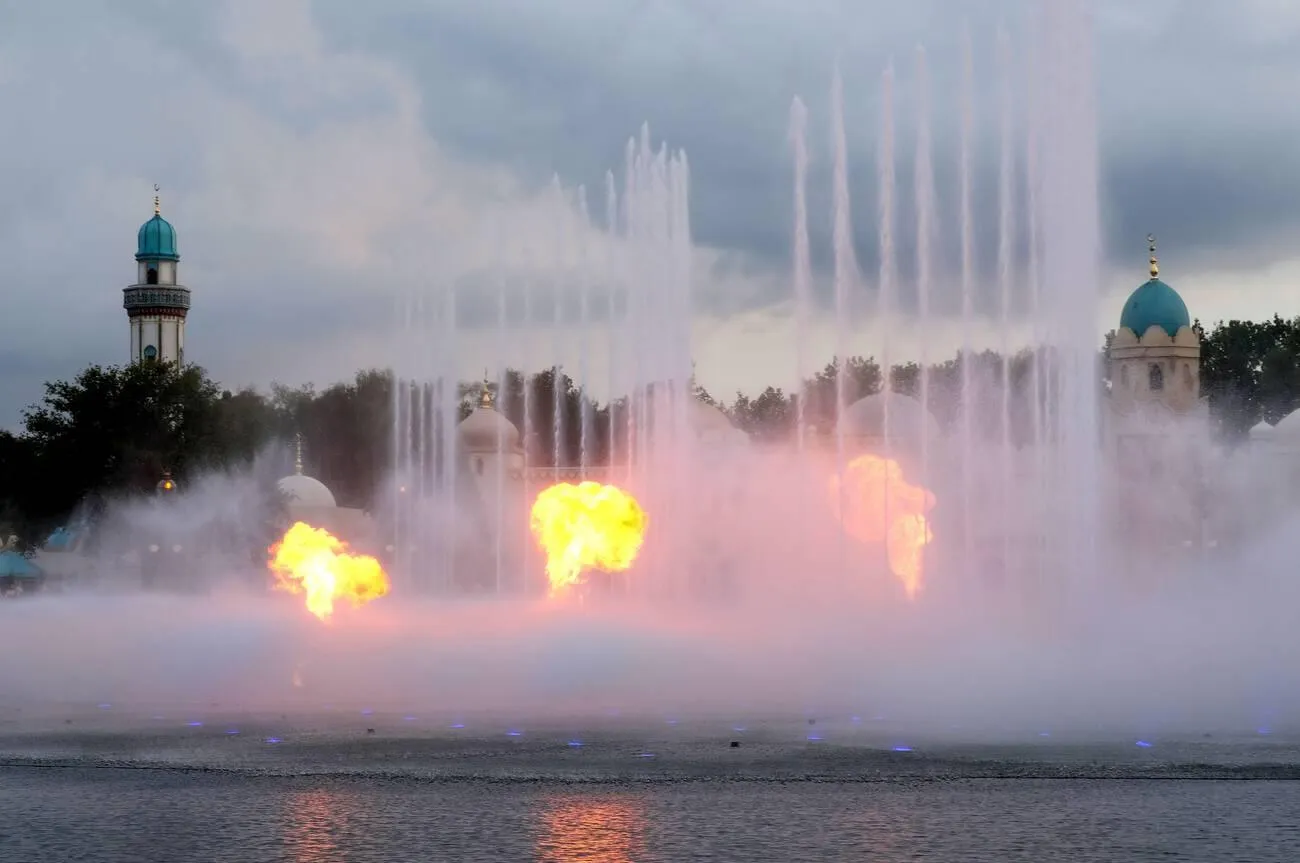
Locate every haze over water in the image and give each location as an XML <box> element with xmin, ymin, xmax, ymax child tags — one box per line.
<box><xmin>6</xmin><ymin>3</ymin><xmax>1300</xmax><ymax>859</ymax></box>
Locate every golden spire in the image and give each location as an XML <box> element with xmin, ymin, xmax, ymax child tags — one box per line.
<box><xmin>1147</xmin><ymin>233</ymin><xmax>1159</xmax><ymax>280</ymax></box>
<box><xmin>293</xmin><ymin>433</ymin><xmax>304</xmax><ymax>475</ymax></box>
<box><xmin>480</xmin><ymin>370</ymin><xmax>494</xmax><ymax>409</ymax></box>
<box><xmin>153</xmin><ymin>183</ymin><xmax>161</xmax><ymax>216</ymax></box>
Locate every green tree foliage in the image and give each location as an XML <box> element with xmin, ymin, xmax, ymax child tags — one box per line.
<box><xmin>1197</xmin><ymin>315</ymin><xmax>1300</xmax><ymax>440</ymax></box>
<box><xmin>10</xmin><ymin>315</ymin><xmax>1300</xmax><ymax>545</ymax></box>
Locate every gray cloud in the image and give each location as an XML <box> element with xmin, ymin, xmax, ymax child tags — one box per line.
<box><xmin>2</xmin><ymin>0</ymin><xmax>1299</xmax><ymax>426</ymax></box>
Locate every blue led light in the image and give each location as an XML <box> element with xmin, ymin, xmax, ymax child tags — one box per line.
<box><xmin>732</xmin><ymin>725</ymin><xmax>747</xmax><ymax>733</ymax></box>
<box><xmin>636</xmin><ymin>752</ymin><xmax>656</xmax><ymax>759</ymax></box>
<box><xmin>1038</xmin><ymin>731</ymin><xmax>1051</xmax><ymax>738</ymax></box>
<box><xmin>506</xmin><ymin>730</ymin><xmax>522</xmax><ymax>737</ymax></box>
<box><xmin>892</xmin><ymin>745</ymin><xmax>913</xmax><ymax>752</ymax></box>
<box><xmin>225</xmin><ymin>729</ymin><xmax>241</xmax><ymax>736</ymax></box>
<box><xmin>1135</xmin><ymin>740</ymin><xmax>1153</xmax><ymax>748</ymax></box>
<box><xmin>567</xmin><ymin>740</ymin><xmax>583</xmax><ymax>748</ymax></box>
<box><xmin>807</xmin><ymin>734</ymin><xmax>823</xmax><ymax>742</ymax></box>
<box><xmin>265</xmin><ymin>737</ymin><xmax>282</xmax><ymax>745</ymax></box>
<box><xmin>187</xmin><ymin>721</ymin><xmax>203</xmax><ymax>727</ymax></box>
<box><xmin>450</xmin><ymin>723</ymin><xmax>465</xmax><ymax>729</ymax></box>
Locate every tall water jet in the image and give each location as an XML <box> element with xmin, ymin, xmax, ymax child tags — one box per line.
<box><xmin>830</xmin><ymin>61</ymin><xmax>858</xmax><ymax>585</ymax></box>
<box><xmin>521</xmin><ymin>275</ymin><xmax>534</xmax><ymax>593</ymax></box>
<box><xmin>913</xmin><ymin>46</ymin><xmax>935</xmax><ymax>505</ymax></box>
<box><xmin>439</xmin><ymin>284</ymin><xmax>458</xmax><ymax>592</ymax></box>
<box><xmin>1036</xmin><ymin>0</ymin><xmax>1103</xmax><ymax>593</ymax></box>
<box><xmin>958</xmin><ymin>27</ymin><xmax>976</xmax><ymax>578</ymax></box>
<box><xmin>604</xmin><ymin>169</ymin><xmax>622</xmax><ymax>483</ymax></box>
<box><xmin>549</xmin><ymin>178</ymin><xmax>567</xmax><ymax>479</ymax></box>
<box><xmin>790</xmin><ymin>96</ymin><xmax>812</xmax><ymax>452</ymax></box>
<box><xmin>996</xmin><ymin>26</ymin><xmax>1014</xmax><ymax>583</ymax></box>
<box><xmin>495</xmin><ymin>281</ymin><xmax>507</xmax><ymax>595</ymax></box>
<box><xmin>878</xmin><ymin>61</ymin><xmax>898</xmax><ymax>525</ymax></box>
<box><xmin>577</xmin><ymin>186</ymin><xmax>593</xmax><ymax>475</ymax></box>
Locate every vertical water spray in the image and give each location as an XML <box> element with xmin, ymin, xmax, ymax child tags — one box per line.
<box><xmin>996</xmin><ymin>26</ymin><xmax>1015</xmax><ymax>583</ymax></box>
<box><xmin>577</xmin><ymin>186</ymin><xmax>593</xmax><ymax>476</ymax></box>
<box><xmin>390</xmin><ymin>295</ymin><xmax>406</xmax><ymax>584</ymax></box>
<box><xmin>604</xmin><ymin>169</ymin><xmax>622</xmax><ymax>485</ymax></box>
<box><xmin>439</xmin><ymin>285</ymin><xmax>458</xmax><ymax>592</ymax></box>
<box><xmin>495</xmin><ymin>280</ymin><xmax>507</xmax><ymax>596</ymax></box>
<box><xmin>550</xmin><ymin>178</ymin><xmax>567</xmax><ymax>479</ymax></box>
<box><xmin>830</xmin><ymin>62</ymin><xmax>858</xmax><ymax>588</ymax></box>
<box><xmin>958</xmin><ymin>27</ymin><xmax>977</xmax><ymax>578</ymax></box>
<box><xmin>878</xmin><ymin>61</ymin><xmax>898</xmax><ymax>533</ymax></box>
<box><xmin>914</xmin><ymin>46</ymin><xmax>935</xmax><ymax>509</ymax></box>
<box><xmin>1038</xmin><ymin>0</ymin><xmax>1103</xmax><ymax>593</ymax></box>
<box><xmin>521</xmin><ymin>276</ymin><xmax>533</xmax><ymax>594</ymax></box>
<box><xmin>790</xmin><ymin>96</ymin><xmax>812</xmax><ymax>452</ymax></box>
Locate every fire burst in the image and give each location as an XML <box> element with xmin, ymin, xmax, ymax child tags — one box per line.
<box><xmin>268</xmin><ymin>522</ymin><xmax>390</xmax><ymax>621</ymax></box>
<box><xmin>530</xmin><ymin>481</ymin><xmax>648</xmax><ymax>597</ymax></box>
<box><xmin>829</xmin><ymin>454</ymin><xmax>936</xmax><ymax>598</ymax></box>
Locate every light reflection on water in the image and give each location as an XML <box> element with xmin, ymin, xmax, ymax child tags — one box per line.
<box><xmin>283</xmin><ymin>789</ymin><xmax>345</xmax><ymax>863</ymax></box>
<box><xmin>536</xmin><ymin>794</ymin><xmax>644</xmax><ymax>863</ymax></box>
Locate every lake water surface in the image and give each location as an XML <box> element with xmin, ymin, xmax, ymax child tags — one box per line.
<box><xmin>3</xmin><ymin>709</ymin><xmax>1298</xmax><ymax>862</ymax></box>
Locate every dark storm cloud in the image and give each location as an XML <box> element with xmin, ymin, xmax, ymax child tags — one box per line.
<box><xmin>2</xmin><ymin>0</ymin><xmax>1299</xmax><ymax>426</ymax></box>
<box><xmin>312</xmin><ymin>0</ymin><xmax>1300</xmax><ymax>302</ymax></box>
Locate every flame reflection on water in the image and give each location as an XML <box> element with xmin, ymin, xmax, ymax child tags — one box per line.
<box><xmin>536</xmin><ymin>794</ymin><xmax>645</xmax><ymax>863</ymax></box>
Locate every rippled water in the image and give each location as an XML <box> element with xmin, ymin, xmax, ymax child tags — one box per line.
<box><xmin>3</xmin><ymin>710</ymin><xmax>1299</xmax><ymax>861</ymax></box>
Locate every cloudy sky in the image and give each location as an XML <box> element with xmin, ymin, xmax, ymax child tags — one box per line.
<box><xmin>1</xmin><ymin>0</ymin><xmax>1299</xmax><ymax>427</ymax></box>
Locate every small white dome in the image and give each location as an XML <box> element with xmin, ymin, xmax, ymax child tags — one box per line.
<box><xmin>277</xmin><ymin>474</ymin><xmax>337</xmax><ymax>508</ymax></box>
<box><xmin>459</xmin><ymin>406</ymin><xmax>520</xmax><ymax>452</ymax></box>
<box><xmin>839</xmin><ymin>391</ymin><xmax>942</xmax><ymax>447</ymax></box>
<box><xmin>692</xmin><ymin>400</ymin><xmax>748</xmax><ymax>445</ymax></box>
<box><xmin>1249</xmin><ymin>420</ymin><xmax>1277</xmax><ymax>440</ymax></box>
<box><xmin>1271</xmin><ymin>409</ymin><xmax>1300</xmax><ymax>440</ymax></box>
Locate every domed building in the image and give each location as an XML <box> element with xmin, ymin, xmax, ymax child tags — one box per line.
<box><xmin>692</xmin><ymin>400</ymin><xmax>749</xmax><ymax>448</ymax></box>
<box><xmin>838</xmin><ymin>390</ymin><xmax>943</xmax><ymax>456</ymax></box>
<box><xmin>1105</xmin><ymin>236</ymin><xmax>1206</xmax><ymax>440</ymax></box>
<box><xmin>459</xmin><ymin>382</ymin><xmax>524</xmax><ymax>479</ymax></box>
<box><xmin>1103</xmin><ymin>237</ymin><xmax>1210</xmax><ymax>556</ymax></box>
<box><xmin>275</xmin><ymin>435</ymin><xmax>374</xmax><ymax>542</ymax></box>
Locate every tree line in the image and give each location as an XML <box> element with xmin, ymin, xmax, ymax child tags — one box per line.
<box><xmin>3</xmin><ymin>315</ymin><xmax>1299</xmax><ymax>546</ymax></box>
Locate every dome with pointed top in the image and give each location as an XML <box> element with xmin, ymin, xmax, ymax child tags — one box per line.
<box><xmin>459</xmin><ymin>406</ymin><xmax>520</xmax><ymax>452</ymax></box>
<box><xmin>277</xmin><ymin>474</ymin><xmax>336</xmax><ymax>508</ymax></box>
<box><xmin>137</xmin><ymin>213</ymin><xmax>179</xmax><ymax>261</ymax></box>
<box><xmin>1119</xmin><ymin>278</ymin><xmax>1189</xmax><ymax>338</ymax></box>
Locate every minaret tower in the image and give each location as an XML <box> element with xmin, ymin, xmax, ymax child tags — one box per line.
<box><xmin>123</xmin><ymin>185</ymin><xmax>191</xmax><ymax>364</ymax></box>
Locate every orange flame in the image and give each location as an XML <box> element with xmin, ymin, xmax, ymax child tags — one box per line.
<box><xmin>268</xmin><ymin>522</ymin><xmax>390</xmax><ymax>621</ymax></box>
<box><xmin>530</xmin><ymin>482</ymin><xmax>648</xmax><ymax>597</ymax></box>
<box><xmin>829</xmin><ymin>454</ymin><xmax>936</xmax><ymax>598</ymax></box>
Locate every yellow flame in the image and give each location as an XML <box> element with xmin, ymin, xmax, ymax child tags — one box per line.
<box><xmin>530</xmin><ymin>482</ymin><xmax>648</xmax><ymax>597</ymax></box>
<box><xmin>268</xmin><ymin>522</ymin><xmax>389</xmax><ymax>621</ymax></box>
<box><xmin>829</xmin><ymin>454</ymin><xmax>936</xmax><ymax>598</ymax></box>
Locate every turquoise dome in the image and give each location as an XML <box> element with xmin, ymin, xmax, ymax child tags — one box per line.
<box><xmin>136</xmin><ymin>214</ymin><xmax>179</xmax><ymax>261</ymax></box>
<box><xmin>1119</xmin><ymin>278</ymin><xmax>1189</xmax><ymax>338</ymax></box>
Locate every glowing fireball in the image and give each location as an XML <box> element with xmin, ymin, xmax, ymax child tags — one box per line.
<box><xmin>268</xmin><ymin>522</ymin><xmax>390</xmax><ymax>621</ymax></box>
<box><xmin>829</xmin><ymin>454</ymin><xmax>936</xmax><ymax>598</ymax></box>
<box><xmin>530</xmin><ymin>481</ymin><xmax>648</xmax><ymax>596</ymax></box>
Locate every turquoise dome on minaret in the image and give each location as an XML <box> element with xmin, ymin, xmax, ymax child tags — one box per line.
<box><xmin>136</xmin><ymin>191</ymin><xmax>179</xmax><ymax>261</ymax></box>
<box><xmin>1118</xmin><ymin>236</ymin><xmax>1188</xmax><ymax>338</ymax></box>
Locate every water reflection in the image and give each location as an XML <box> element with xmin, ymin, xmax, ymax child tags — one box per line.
<box><xmin>282</xmin><ymin>788</ymin><xmax>344</xmax><ymax>863</ymax></box>
<box><xmin>536</xmin><ymin>794</ymin><xmax>645</xmax><ymax>862</ymax></box>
